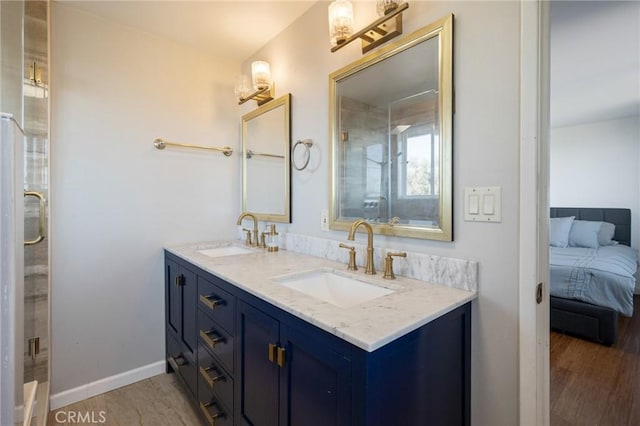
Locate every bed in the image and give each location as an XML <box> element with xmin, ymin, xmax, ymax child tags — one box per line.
<box><xmin>549</xmin><ymin>207</ymin><xmax>638</xmax><ymax>345</ymax></box>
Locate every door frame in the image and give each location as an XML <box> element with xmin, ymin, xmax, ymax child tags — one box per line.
<box><xmin>519</xmin><ymin>0</ymin><xmax>550</xmax><ymax>425</ymax></box>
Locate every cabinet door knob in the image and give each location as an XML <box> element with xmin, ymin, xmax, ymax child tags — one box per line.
<box><xmin>174</xmin><ymin>275</ymin><xmax>184</xmax><ymax>287</ymax></box>
<box><xmin>268</xmin><ymin>343</ymin><xmax>277</xmax><ymax>363</ymax></box>
<box><xmin>277</xmin><ymin>346</ymin><xmax>286</xmax><ymax>367</ymax></box>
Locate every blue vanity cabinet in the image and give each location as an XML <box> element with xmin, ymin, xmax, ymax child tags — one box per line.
<box><xmin>352</xmin><ymin>302</ymin><xmax>471</xmax><ymax>426</ymax></box>
<box><xmin>165</xmin><ymin>255</ymin><xmax>198</xmax><ymax>397</ymax></box>
<box><xmin>237</xmin><ymin>300</ymin><xmax>353</xmax><ymax>426</ymax></box>
<box><xmin>164</xmin><ymin>252</ymin><xmax>471</xmax><ymax>426</ymax></box>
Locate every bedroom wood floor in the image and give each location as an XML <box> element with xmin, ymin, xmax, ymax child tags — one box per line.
<box><xmin>551</xmin><ymin>295</ymin><xmax>640</xmax><ymax>426</ymax></box>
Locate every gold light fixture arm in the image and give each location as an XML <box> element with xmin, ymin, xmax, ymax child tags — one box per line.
<box><xmin>331</xmin><ymin>2</ymin><xmax>409</xmax><ymax>54</ymax></box>
<box><xmin>153</xmin><ymin>138</ymin><xmax>233</xmax><ymax>157</ymax></box>
<box><xmin>238</xmin><ymin>84</ymin><xmax>275</xmax><ymax>106</ymax></box>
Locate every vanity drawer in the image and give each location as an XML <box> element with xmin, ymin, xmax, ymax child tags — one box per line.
<box><xmin>166</xmin><ymin>333</ymin><xmax>197</xmax><ymax>398</ymax></box>
<box><xmin>198</xmin><ymin>276</ymin><xmax>235</xmax><ymax>334</ymax></box>
<box><xmin>197</xmin><ymin>377</ymin><xmax>233</xmax><ymax>426</ymax></box>
<box><xmin>198</xmin><ymin>310</ymin><xmax>234</xmax><ymax>375</ymax></box>
<box><xmin>197</xmin><ymin>346</ymin><xmax>234</xmax><ymax>415</ymax></box>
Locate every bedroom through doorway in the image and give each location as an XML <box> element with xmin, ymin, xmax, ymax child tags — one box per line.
<box><xmin>547</xmin><ymin>2</ymin><xmax>640</xmax><ymax>424</ymax></box>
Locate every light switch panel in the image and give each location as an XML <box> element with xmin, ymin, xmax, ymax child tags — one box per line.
<box><xmin>464</xmin><ymin>186</ymin><xmax>501</xmax><ymax>222</ymax></box>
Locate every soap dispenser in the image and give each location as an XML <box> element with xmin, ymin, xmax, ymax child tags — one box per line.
<box><xmin>266</xmin><ymin>224</ymin><xmax>279</xmax><ymax>252</ymax></box>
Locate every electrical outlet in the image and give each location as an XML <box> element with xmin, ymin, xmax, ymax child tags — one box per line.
<box><xmin>320</xmin><ymin>209</ymin><xmax>329</xmax><ymax>231</ymax></box>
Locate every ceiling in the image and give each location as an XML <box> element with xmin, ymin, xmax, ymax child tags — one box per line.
<box><xmin>550</xmin><ymin>1</ymin><xmax>640</xmax><ymax>128</ymax></box>
<box><xmin>60</xmin><ymin>0</ymin><xmax>317</xmax><ymax>62</ymax></box>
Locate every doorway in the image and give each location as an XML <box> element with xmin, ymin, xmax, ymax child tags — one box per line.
<box><xmin>548</xmin><ymin>1</ymin><xmax>640</xmax><ymax>424</ymax></box>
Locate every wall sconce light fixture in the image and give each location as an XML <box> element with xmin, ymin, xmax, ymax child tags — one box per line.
<box><xmin>330</xmin><ymin>0</ymin><xmax>409</xmax><ymax>54</ymax></box>
<box><xmin>328</xmin><ymin>0</ymin><xmax>354</xmax><ymax>47</ymax></box>
<box><xmin>236</xmin><ymin>60</ymin><xmax>275</xmax><ymax>106</ymax></box>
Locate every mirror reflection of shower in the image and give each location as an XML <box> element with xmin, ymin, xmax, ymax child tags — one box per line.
<box><xmin>353</xmin><ymin>89</ymin><xmax>440</xmax><ymax>225</ymax></box>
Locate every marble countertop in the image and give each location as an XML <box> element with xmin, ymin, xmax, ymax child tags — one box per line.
<box><xmin>166</xmin><ymin>241</ymin><xmax>477</xmax><ymax>352</ymax></box>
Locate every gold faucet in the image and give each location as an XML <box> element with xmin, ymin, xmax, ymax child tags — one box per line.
<box><xmin>347</xmin><ymin>219</ymin><xmax>375</xmax><ymax>275</ymax></box>
<box><xmin>338</xmin><ymin>243</ymin><xmax>358</xmax><ymax>271</ymax></box>
<box><xmin>236</xmin><ymin>212</ymin><xmax>259</xmax><ymax>247</ymax></box>
<box><xmin>383</xmin><ymin>252</ymin><xmax>407</xmax><ymax>279</ymax></box>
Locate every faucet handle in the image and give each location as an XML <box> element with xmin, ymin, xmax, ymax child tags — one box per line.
<box><xmin>338</xmin><ymin>243</ymin><xmax>358</xmax><ymax>271</ymax></box>
<box><xmin>242</xmin><ymin>228</ymin><xmax>252</xmax><ymax>246</ymax></box>
<box><xmin>383</xmin><ymin>252</ymin><xmax>407</xmax><ymax>280</ymax></box>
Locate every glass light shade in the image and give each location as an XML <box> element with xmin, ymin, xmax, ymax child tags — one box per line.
<box><xmin>234</xmin><ymin>75</ymin><xmax>251</xmax><ymax>100</ymax></box>
<box><xmin>376</xmin><ymin>0</ymin><xmax>405</xmax><ymax>16</ymax></box>
<box><xmin>251</xmin><ymin>61</ymin><xmax>271</xmax><ymax>91</ymax></box>
<box><xmin>328</xmin><ymin>0</ymin><xmax>353</xmax><ymax>47</ymax></box>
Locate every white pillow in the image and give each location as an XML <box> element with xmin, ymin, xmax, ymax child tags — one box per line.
<box><xmin>568</xmin><ymin>220</ymin><xmax>601</xmax><ymax>248</ymax></box>
<box><xmin>598</xmin><ymin>222</ymin><xmax>616</xmax><ymax>246</ymax></box>
<box><xmin>549</xmin><ymin>216</ymin><xmax>574</xmax><ymax>248</ymax></box>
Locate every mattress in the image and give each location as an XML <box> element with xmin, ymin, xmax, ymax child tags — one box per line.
<box><xmin>549</xmin><ymin>245</ymin><xmax>638</xmax><ymax>317</ymax></box>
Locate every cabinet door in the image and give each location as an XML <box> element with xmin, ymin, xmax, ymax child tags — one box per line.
<box><xmin>279</xmin><ymin>324</ymin><xmax>352</xmax><ymax>426</ymax></box>
<box><xmin>180</xmin><ymin>266</ymin><xmax>197</xmax><ymax>360</ymax></box>
<box><xmin>166</xmin><ymin>259</ymin><xmax>181</xmax><ymax>339</ymax></box>
<box><xmin>238</xmin><ymin>302</ymin><xmax>279</xmax><ymax>426</ymax></box>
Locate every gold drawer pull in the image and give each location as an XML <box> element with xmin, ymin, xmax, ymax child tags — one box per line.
<box><xmin>168</xmin><ymin>354</ymin><xmax>186</xmax><ymax>371</ymax></box>
<box><xmin>199</xmin><ymin>401</ymin><xmax>224</xmax><ymax>426</ymax></box>
<box><xmin>174</xmin><ymin>275</ymin><xmax>183</xmax><ymax>287</ymax></box>
<box><xmin>200</xmin><ymin>329</ymin><xmax>225</xmax><ymax>349</ymax></box>
<box><xmin>268</xmin><ymin>343</ymin><xmax>277</xmax><ymax>363</ymax></box>
<box><xmin>199</xmin><ymin>294</ymin><xmax>223</xmax><ymax>310</ymax></box>
<box><xmin>277</xmin><ymin>346</ymin><xmax>286</xmax><ymax>367</ymax></box>
<box><xmin>199</xmin><ymin>366</ymin><xmax>225</xmax><ymax>388</ymax></box>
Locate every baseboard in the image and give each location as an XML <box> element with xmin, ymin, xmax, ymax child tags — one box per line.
<box><xmin>50</xmin><ymin>360</ymin><xmax>165</xmax><ymax>410</ymax></box>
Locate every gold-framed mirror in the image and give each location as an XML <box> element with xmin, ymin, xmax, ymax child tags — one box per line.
<box><xmin>329</xmin><ymin>14</ymin><xmax>453</xmax><ymax>241</ymax></box>
<box><xmin>242</xmin><ymin>93</ymin><xmax>291</xmax><ymax>222</ymax></box>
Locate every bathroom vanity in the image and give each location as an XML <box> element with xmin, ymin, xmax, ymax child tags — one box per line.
<box><xmin>164</xmin><ymin>242</ymin><xmax>475</xmax><ymax>426</ymax></box>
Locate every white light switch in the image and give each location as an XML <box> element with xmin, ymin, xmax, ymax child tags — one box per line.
<box><xmin>483</xmin><ymin>194</ymin><xmax>495</xmax><ymax>215</ymax></box>
<box><xmin>464</xmin><ymin>186</ymin><xmax>501</xmax><ymax>222</ymax></box>
<box><xmin>469</xmin><ymin>195</ymin><xmax>480</xmax><ymax>214</ymax></box>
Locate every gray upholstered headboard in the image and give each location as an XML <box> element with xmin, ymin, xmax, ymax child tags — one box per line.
<box><xmin>550</xmin><ymin>207</ymin><xmax>631</xmax><ymax>246</ymax></box>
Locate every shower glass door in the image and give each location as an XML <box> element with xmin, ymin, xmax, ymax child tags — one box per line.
<box><xmin>23</xmin><ymin>0</ymin><xmax>49</xmax><ymax>392</ymax></box>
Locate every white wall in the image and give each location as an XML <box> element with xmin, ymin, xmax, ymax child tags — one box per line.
<box><xmin>550</xmin><ymin>116</ymin><xmax>640</xmax><ymax>247</ymax></box>
<box><xmin>243</xmin><ymin>2</ymin><xmax>522</xmax><ymax>425</ymax></box>
<box><xmin>550</xmin><ymin>116</ymin><xmax>640</xmax><ymax>289</ymax></box>
<box><xmin>50</xmin><ymin>3</ymin><xmax>240</xmax><ymax>395</ymax></box>
<box><xmin>0</xmin><ymin>0</ymin><xmax>24</xmax><ymax>121</ymax></box>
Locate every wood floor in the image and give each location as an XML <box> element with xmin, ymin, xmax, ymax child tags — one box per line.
<box><xmin>551</xmin><ymin>296</ymin><xmax>640</xmax><ymax>426</ymax></box>
<box><xmin>47</xmin><ymin>372</ymin><xmax>201</xmax><ymax>425</ymax></box>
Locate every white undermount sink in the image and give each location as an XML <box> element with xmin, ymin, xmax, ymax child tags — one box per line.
<box><xmin>197</xmin><ymin>245</ymin><xmax>254</xmax><ymax>258</ymax></box>
<box><xmin>273</xmin><ymin>268</ymin><xmax>394</xmax><ymax>308</ymax></box>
